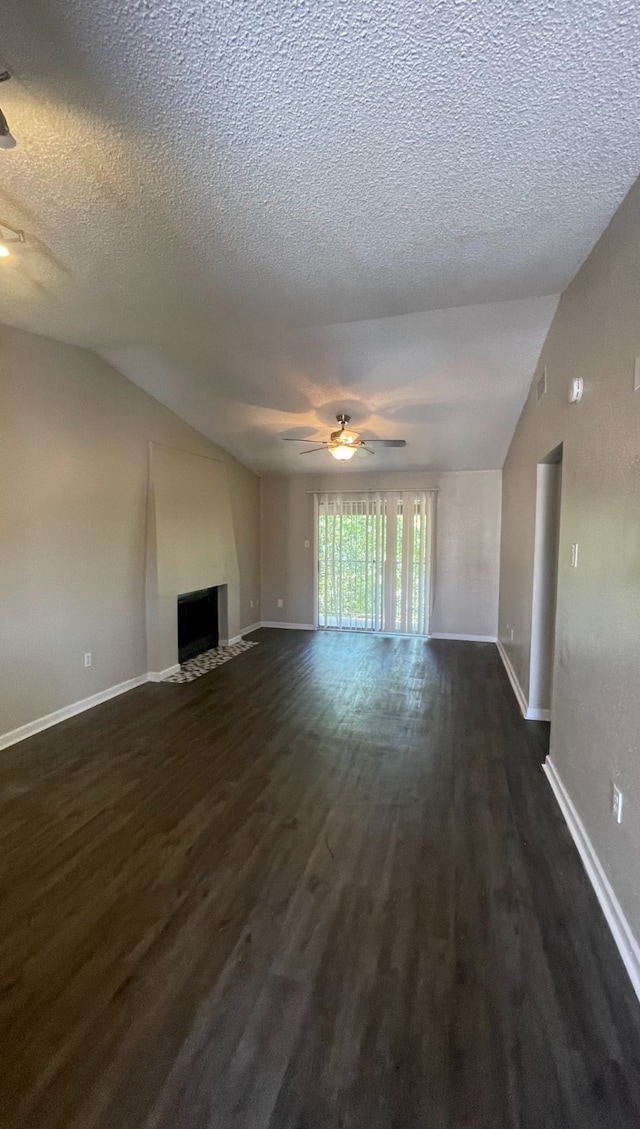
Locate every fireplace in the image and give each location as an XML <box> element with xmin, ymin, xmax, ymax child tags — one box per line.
<box><xmin>177</xmin><ymin>587</ymin><xmax>219</xmax><ymax>663</ymax></box>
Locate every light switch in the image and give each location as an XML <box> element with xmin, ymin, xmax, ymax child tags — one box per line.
<box><xmin>304</xmin><ymin>540</ymin><xmax>310</xmax><ymax>549</ymax></box>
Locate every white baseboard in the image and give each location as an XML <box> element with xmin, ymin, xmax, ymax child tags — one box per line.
<box><xmin>261</xmin><ymin>622</ymin><xmax>316</xmax><ymax>630</ymax></box>
<box><xmin>527</xmin><ymin>706</ymin><xmax>551</xmax><ymax>721</ymax></box>
<box><xmin>430</xmin><ymin>632</ymin><xmax>498</xmax><ymax>643</ymax></box>
<box><xmin>1</xmin><ymin>630</ymin><xmax>269</xmax><ymax>748</ymax></box>
<box><xmin>543</xmin><ymin>756</ymin><xmax>640</xmax><ymax>1003</ymax></box>
<box><xmin>496</xmin><ymin>639</ymin><xmax>550</xmax><ymax>720</ymax></box>
<box><xmin>2</xmin><ymin>625</ymin><xmax>272</xmax><ymax>749</ymax></box>
<box><xmin>148</xmin><ymin>664</ymin><xmax>180</xmax><ymax>682</ymax></box>
<box><xmin>0</xmin><ymin>673</ymin><xmax>149</xmax><ymax>751</ymax></box>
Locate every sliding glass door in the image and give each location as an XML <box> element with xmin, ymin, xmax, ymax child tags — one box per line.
<box><xmin>316</xmin><ymin>491</ymin><xmax>435</xmax><ymax>636</ymax></box>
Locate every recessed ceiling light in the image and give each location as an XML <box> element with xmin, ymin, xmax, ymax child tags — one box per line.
<box><xmin>0</xmin><ymin>244</ymin><xmax>10</xmax><ymax>258</ymax></box>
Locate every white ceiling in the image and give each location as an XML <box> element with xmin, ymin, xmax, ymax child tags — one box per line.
<box><xmin>0</xmin><ymin>1</ymin><xmax>638</xmax><ymax>472</ymax></box>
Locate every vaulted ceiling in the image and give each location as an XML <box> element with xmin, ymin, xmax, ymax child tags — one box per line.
<box><xmin>0</xmin><ymin>1</ymin><xmax>638</xmax><ymax>471</ymax></box>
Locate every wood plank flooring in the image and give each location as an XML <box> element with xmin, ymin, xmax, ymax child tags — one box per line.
<box><xmin>1</xmin><ymin>629</ymin><xmax>639</xmax><ymax>1128</ymax></box>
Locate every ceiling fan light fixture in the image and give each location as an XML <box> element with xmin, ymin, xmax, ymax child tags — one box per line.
<box><xmin>331</xmin><ymin>427</ymin><xmax>359</xmax><ymax>446</ymax></box>
<box><xmin>281</xmin><ymin>412</ymin><xmax>407</xmax><ymax>460</ymax></box>
<box><xmin>329</xmin><ymin>443</ymin><xmax>357</xmax><ymax>461</ymax></box>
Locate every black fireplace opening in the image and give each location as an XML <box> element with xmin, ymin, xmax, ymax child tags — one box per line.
<box><xmin>177</xmin><ymin>587</ymin><xmax>219</xmax><ymax>663</ymax></box>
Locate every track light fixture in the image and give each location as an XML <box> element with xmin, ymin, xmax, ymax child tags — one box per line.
<box><xmin>0</xmin><ymin>220</ymin><xmax>25</xmax><ymax>258</ymax></box>
<box><xmin>0</xmin><ymin>107</ymin><xmax>15</xmax><ymax>149</ymax></box>
<box><xmin>0</xmin><ymin>69</ymin><xmax>16</xmax><ymax>148</ymax></box>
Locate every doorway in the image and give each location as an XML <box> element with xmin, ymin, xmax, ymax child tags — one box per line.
<box><xmin>529</xmin><ymin>445</ymin><xmax>563</xmax><ymax>719</ymax></box>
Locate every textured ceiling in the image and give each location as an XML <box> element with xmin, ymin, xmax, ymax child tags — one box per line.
<box><xmin>0</xmin><ymin>1</ymin><xmax>638</xmax><ymax>471</ymax></box>
<box><xmin>104</xmin><ymin>294</ymin><xmax>559</xmax><ymax>473</ymax></box>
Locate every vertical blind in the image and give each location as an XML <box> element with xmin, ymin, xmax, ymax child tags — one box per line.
<box><xmin>316</xmin><ymin>491</ymin><xmax>436</xmax><ymax>635</ymax></box>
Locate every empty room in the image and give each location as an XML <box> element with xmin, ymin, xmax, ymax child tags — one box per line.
<box><xmin>1</xmin><ymin>2</ymin><xmax>640</xmax><ymax>1126</ymax></box>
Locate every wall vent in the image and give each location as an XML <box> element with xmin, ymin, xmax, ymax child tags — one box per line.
<box><xmin>536</xmin><ymin>366</ymin><xmax>547</xmax><ymax>403</ymax></box>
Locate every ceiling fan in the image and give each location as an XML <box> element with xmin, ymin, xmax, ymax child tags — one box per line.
<box><xmin>282</xmin><ymin>414</ymin><xmax>407</xmax><ymax>461</ymax></box>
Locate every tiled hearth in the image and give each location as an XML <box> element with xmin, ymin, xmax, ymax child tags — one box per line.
<box><xmin>163</xmin><ymin>639</ymin><xmax>258</xmax><ymax>683</ymax></box>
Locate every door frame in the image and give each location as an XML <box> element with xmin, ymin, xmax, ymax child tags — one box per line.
<box><xmin>529</xmin><ymin>444</ymin><xmax>563</xmax><ymax>719</ymax></box>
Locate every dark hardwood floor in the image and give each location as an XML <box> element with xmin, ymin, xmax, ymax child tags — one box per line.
<box><xmin>1</xmin><ymin>629</ymin><xmax>639</xmax><ymax>1128</ymax></box>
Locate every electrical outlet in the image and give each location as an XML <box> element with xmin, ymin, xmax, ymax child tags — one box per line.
<box><xmin>510</xmin><ymin>627</ymin><xmax>514</xmax><ymax>641</ymax></box>
<box><xmin>250</xmin><ymin>599</ymin><xmax>254</xmax><ymax>608</ymax></box>
<box><xmin>277</xmin><ymin>598</ymin><xmax>283</xmax><ymax>608</ymax></box>
<box><xmin>570</xmin><ymin>543</ymin><xmax>579</xmax><ymax>568</ymax></box>
<box><xmin>84</xmin><ymin>653</ymin><xmax>92</xmax><ymax>668</ymax></box>
<box><xmin>612</xmin><ymin>785</ymin><xmax>623</xmax><ymax>824</ymax></box>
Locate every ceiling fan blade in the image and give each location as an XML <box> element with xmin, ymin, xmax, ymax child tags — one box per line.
<box><xmin>282</xmin><ymin>437</ymin><xmax>327</xmax><ymax>443</ymax></box>
<box><xmin>356</xmin><ymin>446</ymin><xmax>375</xmax><ymax>456</ymax></box>
<box><xmin>361</xmin><ymin>439</ymin><xmax>406</xmax><ymax>447</ymax></box>
<box><xmin>299</xmin><ymin>446</ymin><xmax>328</xmax><ymax>454</ymax></box>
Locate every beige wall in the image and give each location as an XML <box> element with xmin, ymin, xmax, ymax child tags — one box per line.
<box><xmin>146</xmin><ymin>443</ymin><xmax>242</xmax><ymax>673</ymax></box>
<box><xmin>499</xmin><ymin>177</ymin><xmax>640</xmax><ymax>940</ymax></box>
<box><xmin>431</xmin><ymin>471</ymin><xmax>502</xmax><ymax>638</ymax></box>
<box><xmin>261</xmin><ymin>469</ymin><xmax>501</xmax><ymax>638</ymax></box>
<box><xmin>0</xmin><ymin>326</ymin><xmax>260</xmax><ymax>736</ymax></box>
